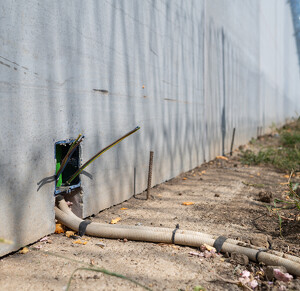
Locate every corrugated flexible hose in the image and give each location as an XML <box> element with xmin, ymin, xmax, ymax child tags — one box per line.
<box><xmin>55</xmin><ymin>198</ymin><xmax>300</xmax><ymax>276</ymax></box>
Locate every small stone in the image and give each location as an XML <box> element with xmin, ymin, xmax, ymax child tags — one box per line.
<box><xmin>258</xmin><ymin>191</ymin><xmax>273</xmax><ymax>203</ymax></box>
<box><xmin>265</xmin><ymin>266</ymin><xmax>287</xmax><ymax>281</ymax></box>
<box><xmin>230</xmin><ymin>252</ymin><xmax>249</xmax><ymax>265</ymax></box>
<box><xmin>214</xmin><ymin>193</ymin><xmax>220</xmax><ymax>197</ymax></box>
<box><xmin>123</xmin><ymin>238</ymin><xmax>128</xmax><ymax>242</ymax></box>
<box><xmin>93</xmin><ymin>275</ymin><xmax>100</xmax><ymax>279</ymax></box>
<box><xmin>95</xmin><ymin>242</ymin><xmax>106</xmax><ymax>248</ymax></box>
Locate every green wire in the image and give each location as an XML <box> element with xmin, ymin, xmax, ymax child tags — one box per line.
<box><xmin>56</xmin><ymin>134</ymin><xmax>82</xmax><ymax>178</ymax></box>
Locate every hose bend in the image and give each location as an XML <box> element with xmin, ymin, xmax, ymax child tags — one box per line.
<box><xmin>55</xmin><ymin>199</ymin><xmax>300</xmax><ymax>276</ymax></box>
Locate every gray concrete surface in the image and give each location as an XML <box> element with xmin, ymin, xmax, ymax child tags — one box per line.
<box><xmin>1</xmin><ymin>0</ymin><xmax>299</xmax><ymax>256</ymax></box>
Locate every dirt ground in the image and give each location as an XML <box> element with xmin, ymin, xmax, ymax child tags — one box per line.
<box><xmin>1</xmin><ymin>134</ymin><xmax>300</xmax><ymax>291</ymax></box>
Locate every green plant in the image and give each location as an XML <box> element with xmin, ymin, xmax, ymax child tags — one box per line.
<box><xmin>66</xmin><ymin>267</ymin><xmax>152</xmax><ymax>291</ymax></box>
<box><xmin>240</xmin><ymin>147</ymin><xmax>300</xmax><ymax>172</ymax></box>
<box><xmin>31</xmin><ymin>249</ymin><xmax>152</xmax><ymax>291</ymax></box>
<box><xmin>280</xmin><ymin>132</ymin><xmax>300</xmax><ymax>147</ymax></box>
<box><xmin>266</xmin><ymin>172</ymin><xmax>300</xmax><ymax>237</ymax></box>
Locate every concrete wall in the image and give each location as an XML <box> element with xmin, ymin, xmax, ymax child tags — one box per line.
<box><xmin>1</xmin><ymin>0</ymin><xmax>299</xmax><ymax>256</ymax></box>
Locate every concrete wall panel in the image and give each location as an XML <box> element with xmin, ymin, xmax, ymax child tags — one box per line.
<box><xmin>1</xmin><ymin>0</ymin><xmax>299</xmax><ymax>256</ymax></box>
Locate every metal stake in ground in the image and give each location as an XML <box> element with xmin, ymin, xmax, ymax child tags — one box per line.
<box><xmin>134</xmin><ymin>167</ymin><xmax>136</xmax><ymax>198</ymax></box>
<box><xmin>147</xmin><ymin>151</ymin><xmax>154</xmax><ymax>200</ymax></box>
<box><xmin>230</xmin><ymin>128</ymin><xmax>236</xmax><ymax>156</ymax></box>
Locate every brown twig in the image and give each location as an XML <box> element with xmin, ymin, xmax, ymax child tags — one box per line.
<box><xmin>215</xmin><ymin>274</ymin><xmax>252</xmax><ymax>291</ymax></box>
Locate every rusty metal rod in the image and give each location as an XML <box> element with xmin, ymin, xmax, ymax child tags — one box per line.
<box><xmin>230</xmin><ymin>128</ymin><xmax>236</xmax><ymax>156</ymax></box>
<box><xmin>146</xmin><ymin>151</ymin><xmax>154</xmax><ymax>200</ymax></box>
<box><xmin>134</xmin><ymin>167</ymin><xmax>136</xmax><ymax>198</ymax></box>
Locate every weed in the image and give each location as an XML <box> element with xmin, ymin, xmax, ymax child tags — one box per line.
<box><xmin>67</xmin><ymin>266</ymin><xmax>152</xmax><ymax>291</ymax></box>
<box><xmin>266</xmin><ymin>172</ymin><xmax>300</xmax><ymax>237</ymax></box>
<box><xmin>30</xmin><ymin>249</ymin><xmax>152</xmax><ymax>291</ymax></box>
<box><xmin>242</xmin><ymin>181</ymin><xmax>265</xmax><ymax>188</ymax></box>
<box><xmin>240</xmin><ymin>148</ymin><xmax>300</xmax><ymax>172</ymax></box>
<box><xmin>240</xmin><ymin>119</ymin><xmax>300</xmax><ymax>172</ymax></box>
<box><xmin>280</xmin><ymin>132</ymin><xmax>300</xmax><ymax>147</ymax></box>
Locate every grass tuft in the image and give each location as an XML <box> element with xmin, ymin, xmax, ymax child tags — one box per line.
<box><xmin>240</xmin><ymin>119</ymin><xmax>300</xmax><ymax>172</ymax></box>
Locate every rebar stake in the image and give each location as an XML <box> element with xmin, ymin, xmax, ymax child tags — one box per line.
<box><xmin>230</xmin><ymin>127</ymin><xmax>236</xmax><ymax>156</ymax></box>
<box><xmin>134</xmin><ymin>167</ymin><xmax>136</xmax><ymax>198</ymax></box>
<box><xmin>147</xmin><ymin>151</ymin><xmax>154</xmax><ymax>200</ymax></box>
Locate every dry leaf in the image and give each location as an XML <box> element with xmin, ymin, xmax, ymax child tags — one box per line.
<box><xmin>65</xmin><ymin>231</ymin><xmax>75</xmax><ymax>238</ymax></box>
<box><xmin>203</xmin><ymin>244</ymin><xmax>216</xmax><ymax>252</ymax></box>
<box><xmin>257</xmin><ymin>173</ymin><xmax>260</xmax><ymax>176</ymax></box>
<box><xmin>182</xmin><ymin>177</ymin><xmax>187</xmax><ymax>180</ymax></box>
<box><xmin>201</xmin><ymin>170</ymin><xmax>206</xmax><ymax>174</ymax></box>
<box><xmin>90</xmin><ymin>259</ymin><xmax>95</xmax><ymax>265</ymax></box>
<box><xmin>110</xmin><ymin>217</ymin><xmax>121</xmax><ymax>224</ymax></box>
<box><xmin>182</xmin><ymin>202</ymin><xmax>195</xmax><ymax>206</ymax></box>
<box><xmin>73</xmin><ymin>240</ymin><xmax>88</xmax><ymax>245</ymax></box>
<box><xmin>280</xmin><ymin>182</ymin><xmax>289</xmax><ymax>185</ymax></box>
<box><xmin>55</xmin><ymin>223</ymin><xmax>64</xmax><ymax>234</ymax></box>
<box><xmin>283</xmin><ymin>174</ymin><xmax>290</xmax><ymax>178</ymax></box>
<box><xmin>19</xmin><ymin>247</ymin><xmax>29</xmax><ymax>254</ymax></box>
<box><xmin>120</xmin><ymin>208</ymin><xmax>128</xmax><ymax>210</ymax></box>
<box><xmin>216</xmin><ymin>156</ymin><xmax>228</xmax><ymax>161</ymax></box>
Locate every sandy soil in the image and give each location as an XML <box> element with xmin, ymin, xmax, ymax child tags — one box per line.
<box><xmin>1</xmin><ymin>135</ymin><xmax>300</xmax><ymax>291</ymax></box>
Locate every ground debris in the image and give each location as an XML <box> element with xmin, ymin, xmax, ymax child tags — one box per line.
<box><xmin>258</xmin><ymin>191</ymin><xmax>273</xmax><ymax>203</ymax></box>
<box><xmin>230</xmin><ymin>252</ymin><xmax>249</xmax><ymax>265</ymax></box>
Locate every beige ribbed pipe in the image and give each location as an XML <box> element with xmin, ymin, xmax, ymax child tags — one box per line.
<box><xmin>55</xmin><ymin>200</ymin><xmax>300</xmax><ymax>276</ymax></box>
<box><xmin>57</xmin><ymin>199</ymin><xmax>300</xmax><ymax>265</ymax></box>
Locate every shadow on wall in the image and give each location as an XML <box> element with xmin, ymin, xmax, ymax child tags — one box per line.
<box><xmin>1</xmin><ymin>0</ymin><xmax>300</xmax><ymax>254</ymax></box>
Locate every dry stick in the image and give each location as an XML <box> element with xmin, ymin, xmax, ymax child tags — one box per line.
<box><xmin>230</xmin><ymin>127</ymin><xmax>236</xmax><ymax>156</ymax></box>
<box><xmin>147</xmin><ymin>151</ymin><xmax>154</xmax><ymax>200</ymax></box>
<box><xmin>215</xmin><ymin>274</ymin><xmax>252</xmax><ymax>291</ymax></box>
